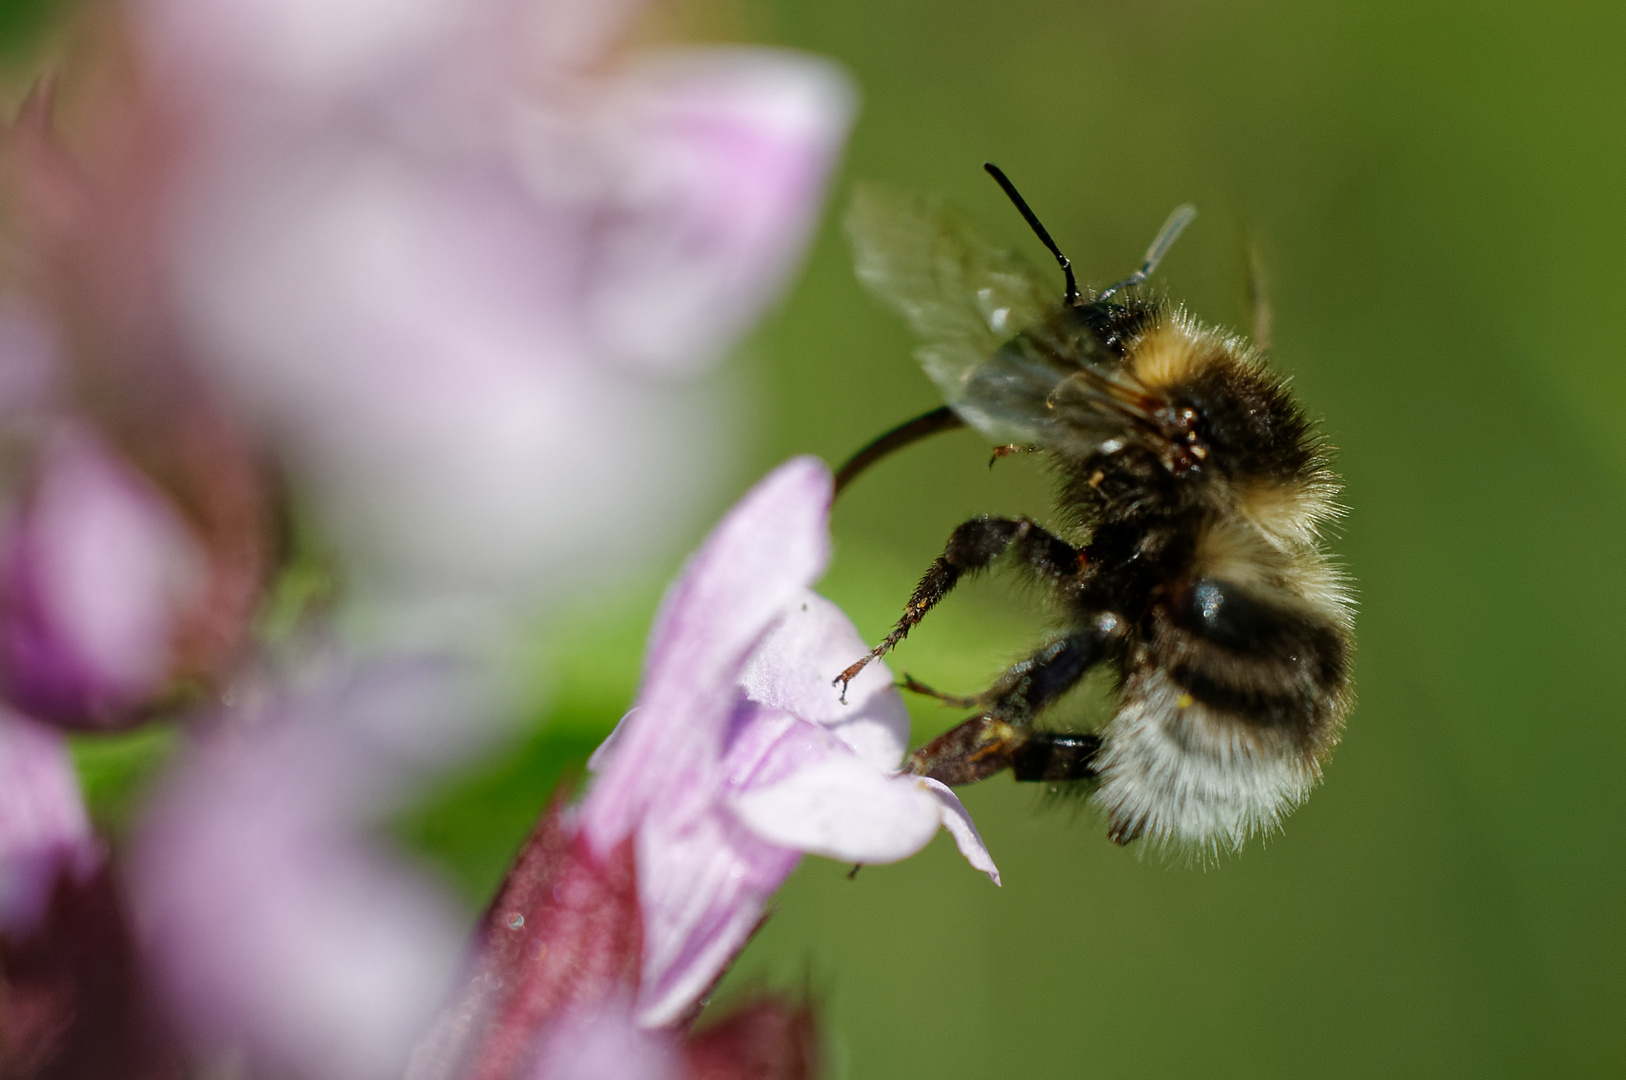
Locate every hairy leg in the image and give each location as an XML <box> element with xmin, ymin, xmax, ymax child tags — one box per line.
<box><xmin>834</xmin><ymin>516</ymin><xmax>1082</xmax><ymax>700</ymax></box>
<box><xmin>899</xmin><ymin>673</ymin><xmax>983</xmax><ymax>709</ymax></box>
<box><xmin>904</xmin><ymin>615</ymin><xmax>1121</xmax><ymax>785</ymax></box>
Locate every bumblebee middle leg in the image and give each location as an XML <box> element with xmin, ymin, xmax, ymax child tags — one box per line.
<box><xmin>834</xmin><ymin>516</ymin><xmax>1081</xmax><ymax>699</ymax></box>
<box><xmin>899</xmin><ymin>673</ymin><xmax>983</xmax><ymax>709</ymax></box>
<box><xmin>904</xmin><ymin>616</ymin><xmax>1121</xmax><ymax>785</ymax></box>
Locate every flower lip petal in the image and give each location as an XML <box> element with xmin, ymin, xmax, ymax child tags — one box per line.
<box><xmin>729</xmin><ymin>757</ymin><xmax>943</xmax><ymax>864</ymax></box>
<box><xmin>738</xmin><ymin>590</ymin><xmax>908</xmax><ymax>771</ymax></box>
<box><xmin>921</xmin><ymin>777</ymin><xmax>1001</xmax><ymax>885</ymax></box>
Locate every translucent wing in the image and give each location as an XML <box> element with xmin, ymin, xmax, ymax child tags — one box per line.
<box><xmin>846</xmin><ymin>183</ymin><xmax>1071</xmax><ymax>444</ymax></box>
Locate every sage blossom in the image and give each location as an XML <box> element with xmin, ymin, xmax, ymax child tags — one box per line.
<box><xmin>583</xmin><ymin>456</ymin><xmax>998</xmax><ymax>1027</ymax></box>
<box><xmin>414</xmin><ymin>459</ymin><xmax>992</xmax><ymax>1078</ymax></box>
<box><xmin>137</xmin><ymin>0</ymin><xmax>856</xmax><ymax>632</ymax></box>
<box><xmin>79</xmin><ymin>0</ymin><xmax>862</xmax><ymax>1073</ymax></box>
<box><xmin>3</xmin><ymin>0</ymin><xmax>891</xmax><ymax>1072</ymax></box>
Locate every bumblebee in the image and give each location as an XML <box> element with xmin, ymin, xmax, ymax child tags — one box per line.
<box><xmin>834</xmin><ymin>165</ymin><xmax>1353</xmax><ymax>851</ymax></box>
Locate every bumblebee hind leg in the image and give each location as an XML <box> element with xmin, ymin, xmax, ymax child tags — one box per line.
<box><xmin>905</xmin><ymin>616</ymin><xmax>1121</xmax><ymax>786</ymax></box>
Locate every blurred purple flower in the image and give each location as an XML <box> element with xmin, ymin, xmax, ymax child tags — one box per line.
<box><xmin>2</xmin><ymin>0</ymin><xmax>862</xmax><ymax>1073</ymax></box>
<box><xmin>95</xmin><ymin>0</ymin><xmax>861</xmax><ymax>1072</ymax></box>
<box><xmin>0</xmin><ymin>711</ymin><xmax>98</xmax><ymax>936</ymax></box>
<box><xmin>133</xmin><ymin>654</ymin><xmax>488</xmax><ymax>1080</ymax></box>
<box><xmin>0</xmin><ymin>98</ymin><xmax>280</xmax><ymax>730</ymax></box>
<box><xmin>583</xmin><ymin>457</ymin><xmax>998</xmax><ymax>1027</ymax></box>
<box><xmin>0</xmin><ymin>425</ymin><xmax>204</xmax><ymax>728</ymax></box>
<box><xmin>130</xmin><ymin>0</ymin><xmax>856</xmax><ymax>627</ymax></box>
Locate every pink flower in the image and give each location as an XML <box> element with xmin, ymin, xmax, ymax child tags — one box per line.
<box><xmin>0</xmin><ymin>711</ymin><xmax>98</xmax><ymax>936</ymax></box>
<box><xmin>582</xmin><ymin>457</ymin><xmax>998</xmax><ymax>1027</ymax></box>
<box><xmin>0</xmin><ymin>426</ymin><xmax>204</xmax><ymax>728</ymax></box>
<box><xmin>5</xmin><ymin>0</ymin><xmax>861</xmax><ymax>1071</ymax></box>
<box><xmin>134</xmin><ymin>0</ymin><xmax>856</xmax><ymax>626</ymax></box>
<box><xmin>100</xmin><ymin>0</ymin><xmax>860</xmax><ymax>1071</ymax></box>
<box><xmin>413</xmin><ymin>459</ymin><xmax>990</xmax><ymax>1078</ymax></box>
<box><xmin>133</xmin><ymin>655</ymin><xmax>487</xmax><ymax>1080</ymax></box>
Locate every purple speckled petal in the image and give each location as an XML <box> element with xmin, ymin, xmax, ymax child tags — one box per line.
<box><xmin>0</xmin><ymin>710</ymin><xmax>98</xmax><ymax>935</ymax></box>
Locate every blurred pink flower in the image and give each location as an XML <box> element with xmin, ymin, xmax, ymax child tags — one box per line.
<box><xmin>133</xmin><ymin>654</ymin><xmax>488</xmax><ymax>1080</ymax></box>
<box><xmin>0</xmin><ymin>92</ymin><xmax>280</xmax><ymax>730</ymax></box>
<box><xmin>129</xmin><ymin>0</ymin><xmax>856</xmax><ymax>628</ymax></box>
<box><xmin>3</xmin><ymin>0</ymin><xmax>860</xmax><ymax>1072</ymax></box>
<box><xmin>114</xmin><ymin>0</ymin><xmax>858</xmax><ymax>1061</ymax></box>
<box><xmin>411</xmin><ymin>459</ymin><xmax>986</xmax><ymax>1077</ymax></box>
<box><xmin>0</xmin><ymin>711</ymin><xmax>98</xmax><ymax>936</ymax></box>
<box><xmin>583</xmin><ymin>456</ymin><xmax>998</xmax><ymax>1027</ymax></box>
<box><xmin>0</xmin><ymin>425</ymin><xmax>204</xmax><ymax>728</ymax></box>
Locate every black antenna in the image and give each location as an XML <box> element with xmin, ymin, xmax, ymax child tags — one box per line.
<box><xmin>983</xmin><ymin>163</ymin><xmax>1079</xmax><ymax>306</ymax></box>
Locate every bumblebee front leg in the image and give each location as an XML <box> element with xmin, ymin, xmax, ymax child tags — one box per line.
<box><xmin>905</xmin><ymin>616</ymin><xmax>1121</xmax><ymax>785</ymax></box>
<box><xmin>833</xmin><ymin>516</ymin><xmax>1081</xmax><ymax>700</ymax></box>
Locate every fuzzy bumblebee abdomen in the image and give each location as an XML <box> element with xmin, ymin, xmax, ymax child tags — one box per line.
<box><xmin>1093</xmin><ymin>575</ymin><xmax>1353</xmax><ymax>851</ymax></box>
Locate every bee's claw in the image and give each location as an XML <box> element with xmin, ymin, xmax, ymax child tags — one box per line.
<box><xmin>831</xmin><ymin>673</ymin><xmax>850</xmax><ymax>705</ymax></box>
<box><xmin>834</xmin><ymin>655</ymin><xmax>875</xmax><ymax>705</ymax></box>
<box><xmin>988</xmin><ymin>443</ymin><xmax>1036</xmax><ymax>469</ymax></box>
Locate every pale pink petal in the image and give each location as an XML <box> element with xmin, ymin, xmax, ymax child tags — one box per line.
<box><xmin>581</xmin><ymin>456</ymin><xmax>1000</xmax><ymax>1026</ymax></box>
<box><xmin>132</xmin><ymin>659</ymin><xmax>480</xmax><ymax>1080</ymax></box>
<box><xmin>723</xmin><ymin>707</ymin><xmax>840</xmax><ymax>792</ymax></box>
<box><xmin>585</xmin><ymin>50</ymin><xmax>857</xmax><ymax>377</ymax></box>
<box><xmin>730</xmin><ymin>758</ymin><xmax>943</xmax><ymax>864</ymax></box>
<box><xmin>581</xmin><ymin>457</ymin><xmax>832</xmax><ymax>854</ymax></box>
<box><xmin>170</xmin><ymin>134</ymin><xmax>732</xmax><ymax>631</ymax></box>
<box><xmin>137</xmin><ymin>0</ymin><xmax>460</xmax><ymax>96</ymax></box>
<box><xmin>738</xmin><ymin>590</ymin><xmax>908</xmax><ymax>771</ymax></box>
<box><xmin>529</xmin><ymin>1002</ymin><xmax>683</xmax><ymax>1080</ymax></box>
<box><xmin>624</xmin><ymin>700</ymin><xmax>837</xmax><ymax>1026</ymax></box>
<box><xmin>0</xmin><ymin>710</ymin><xmax>98</xmax><ymax>935</ymax></box>
<box><xmin>0</xmin><ymin>427</ymin><xmax>203</xmax><ymax>727</ymax></box>
<box><xmin>633</xmin><ymin>798</ymin><xmax>799</xmax><ymax>1028</ymax></box>
<box><xmin>922</xmin><ymin>778</ymin><xmax>1001</xmax><ymax>885</ymax></box>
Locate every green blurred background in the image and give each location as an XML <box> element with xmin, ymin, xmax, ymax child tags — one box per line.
<box><xmin>39</xmin><ymin>0</ymin><xmax>1626</xmax><ymax>1075</ymax></box>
